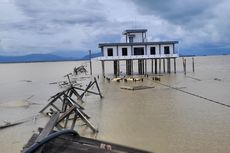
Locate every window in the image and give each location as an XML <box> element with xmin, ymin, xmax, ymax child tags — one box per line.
<box><xmin>122</xmin><ymin>48</ymin><xmax>128</xmax><ymax>56</ymax></box>
<box><xmin>129</xmin><ymin>36</ymin><xmax>133</xmax><ymax>43</ymax></box>
<box><xmin>134</xmin><ymin>47</ymin><xmax>144</xmax><ymax>55</ymax></box>
<box><xmin>164</xmin><ymin>46</ymin><xmax>170</xmax><ymax>54</ymax></box>
<box><xmin>107</xmin><ymin>48</ymin><xmax>113</xmax><ymax>56</ymax></box>
<box><xmin>150</xmin><ymin>47</ymin><xmax>156</xmax><ymax>55</ymax></box>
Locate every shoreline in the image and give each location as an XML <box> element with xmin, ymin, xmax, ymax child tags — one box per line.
<box><xmin>0</xmin><ymin>54</ymin><xmax>229</xmax><ymax>64</ymax></box>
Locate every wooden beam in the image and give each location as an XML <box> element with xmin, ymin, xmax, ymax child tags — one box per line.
<box><xmin>35</xmin><ymin>112</ymin><xmax>60</xmax><ymax>143</ymax></box>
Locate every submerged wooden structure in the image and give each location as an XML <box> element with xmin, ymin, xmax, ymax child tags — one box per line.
<box><xmin>21</xmin><ymin>68</ymin><xmax>152</xmax><ymax>153</ymax></box>
<box><xmin>22</xmin><ymin>112</ymin><xmax>151</xmax><ymax>153</ymax></box>
<box><xmin>40</xmin><ymin>74</ymin><xmax>102</xmax><ymax>133</ymax></box>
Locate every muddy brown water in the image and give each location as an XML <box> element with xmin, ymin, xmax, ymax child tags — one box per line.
<box><xmin>0</xmin><ymin>55</ymin><xmax>229</xmax><ymax>153</ymax></box>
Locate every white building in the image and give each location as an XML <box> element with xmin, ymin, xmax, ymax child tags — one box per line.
<box><xmin>98</xmin><ymin>29</ymin><xmax>179</xmax><ymax>76</ymax></box>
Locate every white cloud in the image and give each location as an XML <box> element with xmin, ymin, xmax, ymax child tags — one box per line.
<box><xmin>0</xmin><ymin>0</ymin><xmax>230</xmax><ymax>55</ymax></box>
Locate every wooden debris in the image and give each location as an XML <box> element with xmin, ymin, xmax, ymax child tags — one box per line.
<box><xmin>120</xmin><ymin>85</ymin><xmax>155</xmax><ymax>90</ymax></box>
<box><xmin>152</xmin><ymin>76</ymin><xmax>161</xmax><ymax>81</ymax></box>
<box><xmin>0</xmin><ymin>120</ymin><xmax>27</xmax><ymax>129</ymax></box>
<box><xmin>73</xmin><ymin>65</ymin><xmax>87</xmax><ymax>75</ymax></box>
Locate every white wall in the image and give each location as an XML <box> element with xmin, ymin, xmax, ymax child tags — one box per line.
<box><xmin>133</xmin><ymin>33</ymin><xmax>143</xmax><ymax>42</ymax></box>
<box><xmin>127</xmin><ymin>33</ymin><xmax>144</xmax><ymax>43</ymax></box>
<box><xmin>102</xmin><ymin>44</ymin><xmax>175</xmax><ymax>57</ymax></box>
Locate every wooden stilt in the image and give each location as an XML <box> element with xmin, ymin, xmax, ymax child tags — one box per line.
<box><xmin>101</xmin><ymin>61</ymin><xmax>105</xmax><ymax>77</ymax></box>
<box><xmin>192</xmin><ymin>57</ymin><xmax>195</xmax><ymax>72</ymax></box>
<box><xmin>174</xmin><ymin>58</ymin><xmax>176</xmax><ymax>73</ymax></box>
<box><xmin>183</xmin><ymin>58</ymin><xmax>187</xmax><ymax>75</ymax></box>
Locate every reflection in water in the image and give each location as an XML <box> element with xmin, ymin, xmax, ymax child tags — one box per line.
<box><xmin>0</xmin><ymin>55</ymin><xmax>230</xmax><ymax>153</ymax></box>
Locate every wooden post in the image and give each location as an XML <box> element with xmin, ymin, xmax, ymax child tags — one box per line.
<box><xmin>183</xmin><ymin>58</ymin><xmax>186</xmax><ymax>75</ymax></box>
<box><xmin>174</xmin><ymin>58</ymin><xmax>176</xmax><ymax>73</ymax></box>
<box><xmin>101</xmin><ymin>61</ymin><xmax>105</xmax><ymax>77</ymax></box>
<box><xmin>192</xmin><ymin>57</ymin><xmax>195</xmax><ymax>72</ymax></box>
<box><xmin>94</xmin><ymin>77</ymin><xmax>103</xmax><ymax>98</ymax></box>
<box><xmin>89</xmin><ymin>50</ymin><xmax>92</xmax><ymax>75</ymax></box>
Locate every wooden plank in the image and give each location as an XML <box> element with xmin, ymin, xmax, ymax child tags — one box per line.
<box><xmin>70</xmin><ymin>88</ymin><xmax>84</xmax><ymax>103</ymax></box>
<box><xmin>0</xmin><ymin>121</ymin><xmax>26</xmax><ymax>129</ymax></box>
<box><xmin>57</xmin><ymin>106</ymin><xmax>76</xmax><ymax>124</ymax></box>
<box><xmin>35</xmin><ymin>112</ymin><xmax>60</xmax><ymax>143</ymax></box>
<box><xmin>73</xmin><ymin>87</ymin><xmax>100</xmax><ymax>95</ymax></box>
<box><xmin>120</xmin><ymin>85</ymin><xmax>155</xmax><ymax>90</ymax></box>
<box><xmin>80</xmin><ymin>81</ymin><xmax>93</xmax><ymax>98</ymax></box>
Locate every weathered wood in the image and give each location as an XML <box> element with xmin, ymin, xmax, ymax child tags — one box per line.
<box><xmin>70</xmin><ymin>88</ymin><xmax>84</xmax><ymax>103</ymax></box>
<box><xmin>74</xmin><ymin>87</ymin><xmax>100</xmax><ymax>95</ymax></box>
<box><xmin>71</xmin><ymin>114</ymin><xmax>78</xmax><ymax>130</ymax></box>
<box><xmin>120</xmin><ymin>85</ymin><xmax>155</xmax><ymax>90</ymax></box>
<box><xmin>80</xmin><ymin>81</ymin><xmax>93</xmax><ymax>98</ymax></box>
<box><xmin>76</xmin><ymin>108</ymin><xmax>98</xmax><ymax>132</ymax></box>
<box><xmin>0</xmin><ymin>121</ymin><xmax>26</xmax><ymax>129</ymax></box>
<box><xmin>57</xmin><ymin>106</ymin><xmax>76</xmax><ymax>124</ymax></box>
<box><xmin>35</xmin><ymin>112</ymin><xmax>60</xmax><ymax>143</ymax></box>
<box><xmin>192</xmin><ymin>57</ymin><xmax>195</xmax><ymax>72</ymax></box>
<box><xmin>94</xmin><ymin>77</ymin><xmax>103</xmax><ymax>98</ymax></box>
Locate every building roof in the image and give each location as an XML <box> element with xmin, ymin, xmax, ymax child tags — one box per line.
<box><xmin>122</xmin><ymin>29</ymin><xmax>148</xmax><ymax>35</ymax></box>
<box><xmin>98</xmin><ymin>41</ymin><xmax>179</xmax><ymax>48</ymax></box>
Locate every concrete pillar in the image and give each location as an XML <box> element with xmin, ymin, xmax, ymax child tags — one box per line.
<box><xmin>114</xmin><ymin>60</ymin><xmax>120</xmax><ymax>77</ymax></box>
<box><xmin>155</xmin><ymin>59</ymin><xmax>158</xmax><ymax>74</ymax></box>
<box><xmin>131</xmin><ymin>60</ymin><xmax>133</xmax><ymax>75</ymax></box>
<box><xmin>167</xmin><ymin>58</ymin><xmax>171</xmax><ymax>73</ymax></box>
<box><xmin>126</xmin><ymin>60</ymin><xmax>132</xmax><ymax>75</ymax></box>
<box><xmin>151</xmin><ymin>59</ymin><xmax>153</xmax><ymax>74</ymax></box>
<box><xmin>159</xmin><ymin>59</ymin><xmax>161</xmax><ymax>74</ymax></box>
<box><xmin>174</xmin><ymin>58</ymin><xmax>176</xmax><ymax>73</ymax></box>
<box><xmin>138</xmin><ymin>59</ymin><xmax>144</xmax><ymax>75</ymax></box>
<box><xmin>145</xmin><ymin>59</ymin><xmax>147</xmax><ymax>75</ymax></box>
<box><xmin>163</xmin><ymin>59</ymin><xmax>166</xmax><ymax>73</ymax></box>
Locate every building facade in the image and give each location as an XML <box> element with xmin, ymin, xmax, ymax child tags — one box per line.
<box><xmin>98</xmin><ymin>29</ymin><xmax>179</xmax><ymax>76</ymax></box>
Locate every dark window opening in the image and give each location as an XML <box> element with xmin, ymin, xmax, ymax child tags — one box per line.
<box><xmin>129</xmin><ymin>37</ymin><xmax>133</xmax><ymax>43</ymax></box>
<box><xmin>134</xmin><ymin>47</ymin><xmax>144</xmax><ymax>55</ymax></box>
<box><xmin>122</xmin><ymin>48</ymin><xmax>128</xmax><ymax>56</ymax></box>
<box><xmin>107</xmin><ymin>48</ymin><xmax>113</xmax><ymax>56</ymax></box>
<box><xmin>150</xmin><ymin>47</ymin><xmax>156</xmax><ymax>55</ymax></box>
<box><xmin>164</xmin><ymin>46</ymin><xmax>170</xmax><ymax>54</ymax></box>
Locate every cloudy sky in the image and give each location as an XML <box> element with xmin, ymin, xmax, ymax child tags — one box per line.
<box><xmin>0</xmin><ymin>0</ymin><xmax>230</xmax><ymax>56</ymax></box>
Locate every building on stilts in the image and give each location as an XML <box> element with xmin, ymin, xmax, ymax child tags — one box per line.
<box><xmin>98</xmin><ymin>29</ymin><xmax>179</xmax><ymax>76</ymax></box>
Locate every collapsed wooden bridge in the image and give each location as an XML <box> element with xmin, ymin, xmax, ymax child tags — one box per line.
<box><xmin>21</xmin><ymin>112</ymin><xmax>151</xmax><ymax>153</ymax></box>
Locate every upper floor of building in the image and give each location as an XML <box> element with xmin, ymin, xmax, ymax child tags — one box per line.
<box><xmin>98</xmin><ymin>29</ymin><xmax>179</xmax><ymax>61</ymax></box>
